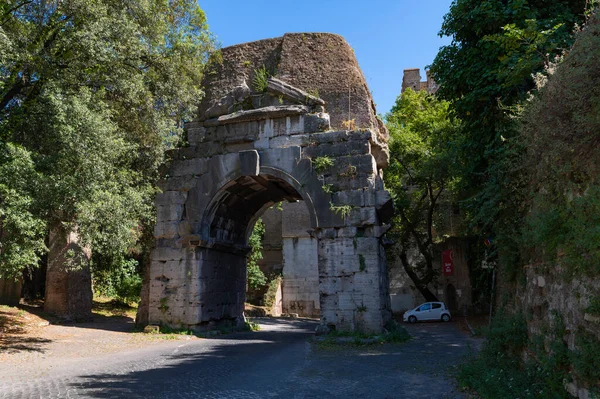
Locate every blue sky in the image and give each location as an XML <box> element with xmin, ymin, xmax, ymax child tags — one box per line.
<box><xmin>200</xmin><ymin>0</ymin><xmax>454</xmax><ymax>115</ymax></box>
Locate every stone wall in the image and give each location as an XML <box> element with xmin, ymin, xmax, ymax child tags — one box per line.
<box><xmin>401</xmin><ymin>68</ymin><xmax>438</xmax><ymax>95</ymax></box>
<box><xmin>199</xmin><ymin>33</ymin><xmax>389</xmax><ymax>169</ymax></box>
<box><xmin>281</xmin><ymin>202</ymin><xmax>319</xmax><ymax>317</ymax></box>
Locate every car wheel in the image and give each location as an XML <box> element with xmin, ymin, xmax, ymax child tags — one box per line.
<box><xmin>408</xmin><ymin>316</ymin><xmax>417</xmax><ymax>323</ymax></box>
<box><xmin>441</xmin><ymin>314</ymin><xmax>451</xmax><ymax>322</ymax></box>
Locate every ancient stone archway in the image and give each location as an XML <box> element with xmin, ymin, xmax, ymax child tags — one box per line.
<box><xmin>146</xmin><ymin>33</ymin><xmax>394</xmax><ymax>333</ymax></box>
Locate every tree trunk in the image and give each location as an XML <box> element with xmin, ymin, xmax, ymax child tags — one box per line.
<box><xmin>399</xmin><ymin>248</ymin><xmax>439</xmax><ymax>302</ymax></box>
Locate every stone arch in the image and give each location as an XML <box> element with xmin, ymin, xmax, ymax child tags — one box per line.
<box><xmin>146</xmin><ymin>33</ymin><xmax>395</xmax><ymax>333</ymax></box>
<box><xmin>199</xmin><ymin>168</ymin><xmax>319</xmax><ymax>248</ymax></box>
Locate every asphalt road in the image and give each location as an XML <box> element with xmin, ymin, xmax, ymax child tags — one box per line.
<box><xmin>0</xmin><ymin>318</ymin><xmax>476</xmax><ymax>398</ymax></box>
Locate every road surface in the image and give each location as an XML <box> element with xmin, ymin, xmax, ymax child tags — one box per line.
<box><xmin>0</xmin><ymin>318</ymin><xmax>476</xmax><ymax>398</ymax></box>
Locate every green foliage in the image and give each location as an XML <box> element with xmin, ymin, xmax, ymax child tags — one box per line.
<box><xmin>430</xmin><ymin>0</ymin><xmax>590</xmax><ymax>280</ymax></box>
<box><xmin>524</xmin><ymin>187</ymin><xmax>600</xmax><ymax>277</ymax></box>
<box><xmin>93</xmin><ymin>257</ymin><xmax>142</xmax><ymax>304</ymax></box>
<box><xmin>317</xmin><ymin>322</ymin><xmax>410</xmax><ymax>347</ymax></box>
<box><xmin>520</xmin><ymin>15</ymin><xmax>600</xmax><ymax>278</ymax></box>
<box><xmin>0</xmin><ymin>143</ymin><xmax>46</xmax><ymax>279</ymax></box>
<box><xmin>264</xmin><ymin>275</ymin><xmax>282</xmax><ymax>309</ymax></box>
<box><xmin>329</xmin><ymin>203</ymin><xmax>352</xmax><ymax>218</ymax></box>
<box><xmin>252</xmin><ymin>65</ymin><xmax>270</xmax><ymax>92</ymax></box>
<box><xmin>322</xmin><ymin>184</ymin><xmax>333</xmax><ymax>194</ymax></box>
<box><xmin>247</xmin><ymin>219</ymin><xmax>267</xmax><ymax>290</ymax></box>
<box><xmin>358</xmin><ymin>254</ymin><xmax>366</xmax><ymax>271</ymax></box>
<box><xmin>586</xmin><ymin>296</ymin><xmax>600</xmax><ymax>316</ymax></box>
<box><xmin>306</xmin><ymin>88</ymin><xmax>320</xmax><ymax>98</ymax></box>
<box><xmin>457</xmin><ymin>313</ymin><xmax>572</xmax><ymax>399</ymax></box>
<box><xmin>245</xmin><ymin>320</ymin><xmax>261</xmax><ymax>331</ymax></box>
<box><xmin>0</xmin><ymin>0</ymin><xmax>214</xmax><ymax>277</ymax></box>
<box><xmin>571</xmin><ymin>328</ymin><xmax>600</xmax><ymax>385</ymax></box>
<box><xmin>384</xmin><ymin>88</ymin><xmax>462</xmax><ymax>300</ymax></box>
<box><xmin>312</xmin><ymin>156</ymin><xmax>335</xmax><ymax>173</ymax></box>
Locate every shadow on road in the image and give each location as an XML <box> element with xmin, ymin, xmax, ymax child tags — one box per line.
<box><xmin>68</xmin><ymin>319</ymin><xmax>318</xmax><ymax>398</ymax></box>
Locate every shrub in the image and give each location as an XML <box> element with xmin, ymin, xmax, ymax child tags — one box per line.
<box><xmin>93</xmin><ymin>257</ymin><xmax>142</xmax><ymax>304</ymax></box>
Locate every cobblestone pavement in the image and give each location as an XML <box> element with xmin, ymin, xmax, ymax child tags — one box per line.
<box><xmin>0</xmin><ymin>318</ymin><xmax>477</xmax><ymax>398</ymax></box>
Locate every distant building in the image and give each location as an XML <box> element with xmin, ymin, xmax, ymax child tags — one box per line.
<box><xmin>401</xmin><ymin>68</ymin><xmax>438</xmax><ymax>94</ymax></box>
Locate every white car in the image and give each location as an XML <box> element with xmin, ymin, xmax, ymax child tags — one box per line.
<box><xmin>403</xmin><ymin>302</ymin><xmax>452</xmax><ymax>323</ymax></box>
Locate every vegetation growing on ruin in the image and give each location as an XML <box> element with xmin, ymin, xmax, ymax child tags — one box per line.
<box><xmin>263</xmin><ymin>275</ymin><xmax>282</xmax><ymax>309</ymax></box>
<box><xmin>252</xmin><ymin>66</ymin><xmax>270</xmax><ymax>92</ymax></box>
<box><xmin>433</xmin><ymin>2</ymin><xmax>600</xmax><ymax>396</ymax></box>
<box><xmin>312</xmin><ymin>156</ymin><xmax>335</xmax><ymax>173</ymax></box>
<box><xmin>329</xmin><ymin>203</ymin><xmax>353</xmax><ymax>219</ymax></box>
<box><xmin>430</xmin><ymin>0</ymin><xmax>591</xmax><ymax>279</ymax></box>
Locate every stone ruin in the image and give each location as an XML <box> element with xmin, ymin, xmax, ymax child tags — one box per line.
<box><xmin>143</xmin><ymin>33</ymin><xmax>394</xmax><ymax>333</ymax></box>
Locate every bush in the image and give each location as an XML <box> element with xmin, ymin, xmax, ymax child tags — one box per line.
<box><xmin>93</xmin><ymin>257</ymin><xmax>142</xmax><ymax>304</ymax></box>
<box><xmin>457</xmin><ymin>313</ymin><xmax>571</xmax><ymax>399</ymax></box>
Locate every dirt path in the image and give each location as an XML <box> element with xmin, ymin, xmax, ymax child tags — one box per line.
<box><xmin>0</xmin><ymin>303</ymin><xmax>194</xmax><ymax>367</ymax></box>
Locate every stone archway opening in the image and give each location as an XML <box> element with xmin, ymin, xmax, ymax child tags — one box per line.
<box><xmin>204</xmin><ymin>174</ymin><xmax>308</xmax><ymax>248</ymax></box>
<box><xmin>249</xmin><ymin>199</ymin><xmax>321</xmax><ymax>319</ymax></box>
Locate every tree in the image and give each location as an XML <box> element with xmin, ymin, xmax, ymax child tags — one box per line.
<box><xmin>385</xmin><ymin>88</ymin><xmax>462</xmax><ymax>301</ymax></box>
<box><xmin>0</xmin><ymin>143</ymin><xmax>46</xmax><ymax>279</ymax></box>
<box><xmin>429</xmin><ymin>0</ymin><xmax>589</xmax><ymax>273</ymax></box>
<box><xmin>0</xmin><ymin>1</ymin><xmax>214</xmax><ymax>283</ymax></box>
<box><xmin>247</xmin><ymin>219</ymin><xmax>267</xmax><ymax>290</ymax></box>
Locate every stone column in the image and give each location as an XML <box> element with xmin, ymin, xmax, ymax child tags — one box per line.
<box><xmin>318</xmin><ymin>228</ymin><xmax>391</xmax><ymax>333</ymax></box>
<box><xmin>44</xmin><ymin>224</ymin><xmax>92</xmax><ymax>320</ymax></box>
<box><xmin>0</xmin><ymin>278</ymin><xmax>22</xmax><ymax>306</ymax></box>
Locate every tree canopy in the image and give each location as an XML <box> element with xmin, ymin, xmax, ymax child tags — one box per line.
<box><xmin>429</xmin><ymin>0</ymin><xmax>589</xmax><ymax>271</ymax></box>
<box><xmin>385</xmin><ymin>88</ymin><xmax>463</xmax><ymax>301</ymax></box>
<box><xmin>0</xmin><ymin>0</ymin><xmax>215</xmax><ymax>278</ymax></box>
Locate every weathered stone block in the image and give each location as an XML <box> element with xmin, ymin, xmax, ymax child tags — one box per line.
<box><xmin>151</xmin><ymin>247</ymin><xmax>187</xmax><ymax>261</ymax></box>
<box><xmin>304</xmin><ymin>113</ymin><xmax>330</xmax><ymax>133</ymax></box>
<box><xmin>158</xmin><ymin>176</ymin><xmax>198</xmax><ymax>192</ymax></box>
<box><xmin>170</xmin><ymin>159</ymin><xmax>208</xmax><ymax>177</ymax></box>
<box><xmin>239</xmin><ymin>150</ymin><xmax>260</xmax><ymax>176</ymax></box>
<box><xmin>269</xmin><ymin>134</ymin><xmax>308</xmax><ymax>148</ymax></box>
<box><xmin>303</xmin><ymin>141</ymin><xmax>370</xmax><ymax>158</ymax></box>
<box><xmin>195</xmin><ymin>141</ymin><xmax>225</xmax><ymax>157</ymax></box>
<box><xmin>154</xmin><ymin>221</ymin><xmax>180</xmax><ymax>239</ymax></box>
<box><xmin>330</xmin><ymin>174</ymin><xmax>375</xmax><ymax>191</ymax></box>
<box><xmin>332</xmin><ymin>190</ymin><xmax>365</xmax><ymax>207</ymax></box>
<box><xmin>156</xmin><ymin>191</ymin><xmax>188</xmax><ymax>206</ymax></box>
<box><xmin>347</xmin><ymin>207</ymin><xmax>378</xmax><ymax>226</ymax></box>
<box><xmin>187</xmin><ymin>126</ymin><xmax>206</xmax><ymax>145</ymax></box>
<box><xmin>156</xmin><ymin>205</ymin><xmax>184</xmax><ymax>222</ymax></box>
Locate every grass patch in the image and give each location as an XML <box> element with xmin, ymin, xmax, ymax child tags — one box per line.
<box><xmin>92</xmin><ymin>296</ymin><xmax>137</xmax><ymax>319</ymax></box>
<box><xmin>314</xmin><ymin>322</ymin><xmax>410</xmax><ymax>348</ymax></box>
<box><xmin>457</xmin><ymin>313</ymin><xmax>572</xmax><ymax>399</ymax></box>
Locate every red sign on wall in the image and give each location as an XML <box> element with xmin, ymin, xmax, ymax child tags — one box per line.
<box><xmin>442</xmin><ymin>250</ymin><xmax>454</xmax><ymax>276</ymax></box>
